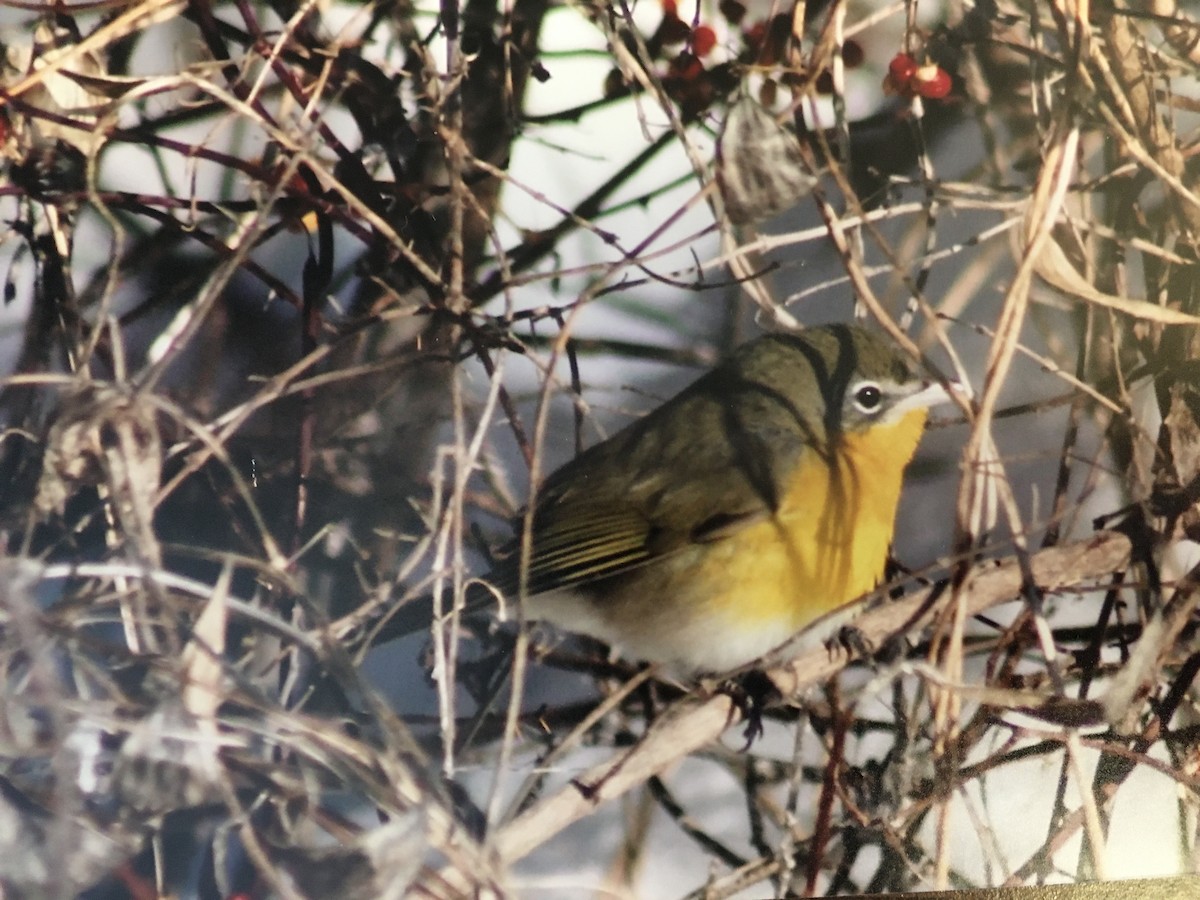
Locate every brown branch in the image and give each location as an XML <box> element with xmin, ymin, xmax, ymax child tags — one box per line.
<box><xmin>489</xmin><ymin>530</ymin><xmax>1133</xmax><ymax>868</ymax></box>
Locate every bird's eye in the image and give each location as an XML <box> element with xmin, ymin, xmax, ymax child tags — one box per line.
<box><xmin>853</xmin><ymin>383</ymin><xmax>883</xmax><ymax>413</ymax></box>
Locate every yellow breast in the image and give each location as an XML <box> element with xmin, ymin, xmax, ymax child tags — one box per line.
<box><xmin>568</xmin><ymin>408</ymin><xmax>931</xmax><ymax>672</ymax></box>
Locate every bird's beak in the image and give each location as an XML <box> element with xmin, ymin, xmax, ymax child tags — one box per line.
<box><xmin>900</xmin><ymin>378</ymin><xmax>966</xmax><ymax>414</ymax></box>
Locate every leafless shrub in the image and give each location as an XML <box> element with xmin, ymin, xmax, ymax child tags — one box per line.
<box><xmin>1</xmin><ymin>0</ymin><xmax>1199</xmax><ymax>896</ymax></box>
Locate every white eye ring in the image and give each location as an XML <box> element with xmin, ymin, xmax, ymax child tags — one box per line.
<box><xmin>852</xmin><ymin>382</ymin><xmax>883</xmax><ymax>414</ymax></box>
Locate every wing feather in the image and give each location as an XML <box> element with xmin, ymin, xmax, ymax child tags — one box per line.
<box><xmin>490</xmin><ymin>356</ymin><xmax>819</xmax><ymax>601</ymax></box>
<box><xmin>493</xmin><ymin>503</ymin><xmax>655</xmax><ymax>594</ymax></box>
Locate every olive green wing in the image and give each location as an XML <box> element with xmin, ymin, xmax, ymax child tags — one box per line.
<box><xmin>490</xmin><ymin>382</ymin><xmax>811</xmax><ymax>596</ymax></box>
<box><xmin>492</xmin><ymin>502</ymin><xmax>662</xmax><ymax>595</ymax></box>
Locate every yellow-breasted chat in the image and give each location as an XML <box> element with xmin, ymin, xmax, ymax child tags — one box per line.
<box><xmin>386</xmin><ymin>322</ymin><xmax>955</xmax><ymax>676</ymax></box>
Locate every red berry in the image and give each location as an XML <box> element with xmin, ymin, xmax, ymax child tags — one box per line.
<box><xmin>913</xmin><ymin>62</ymin><xmax>952</xmax><ymax>98</ymax></box>
<box><xmin>668</xmin><ymin>51</ymin><xmax>704</xmax><ymax>81</ymax></box>
<box><xmin>888</xmin><ymin>53</ymin><xmax>918</xmax><ymax>82</ymax></box>
<box><xmin>692</xmin><ymin>25</ymin><xmax>717</xmax><ymax>56</ymax></box>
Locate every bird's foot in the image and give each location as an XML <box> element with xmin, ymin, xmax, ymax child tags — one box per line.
<box><xmin>718</xmin><ymin>670</ymin><xmax>780</xmax><ymax>750</ymax></box>
<box><xmin>826</xmin><ymin>624</ymin><xmax>907</xmax><ymax>670</ymax></box>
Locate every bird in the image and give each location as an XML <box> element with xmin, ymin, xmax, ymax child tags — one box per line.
<box><xmin>387</xmin><ymin>322</ymin><xmax>955</xmax><ymax>677</ymax></box>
